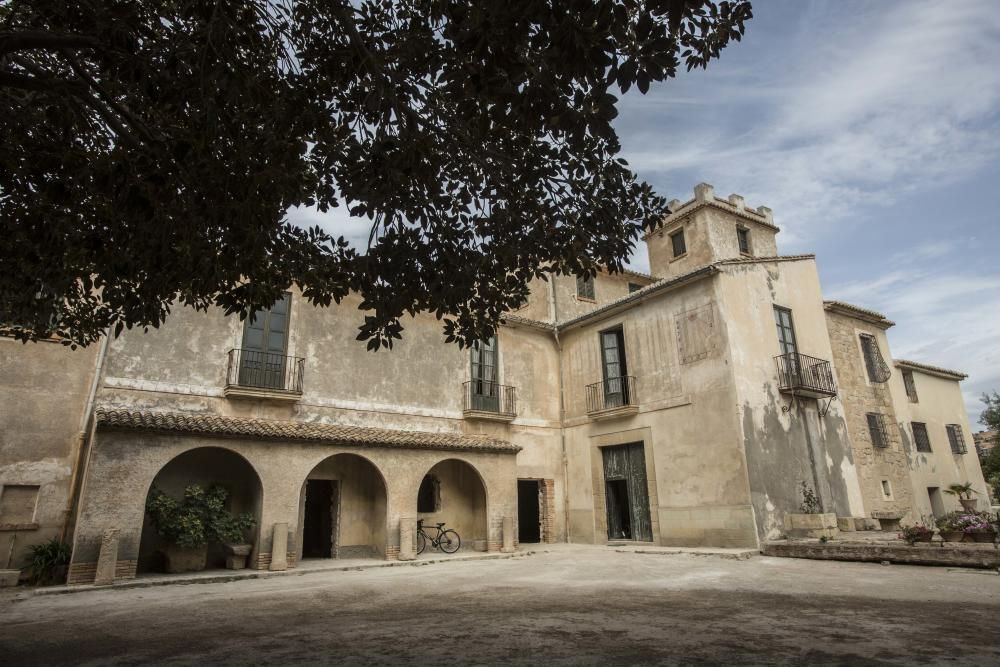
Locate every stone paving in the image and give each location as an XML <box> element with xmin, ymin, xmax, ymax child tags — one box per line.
<box><xmin>2</xmin><ymin>545</ymin><xmax>999</xmax><ymax>665</ymax></box>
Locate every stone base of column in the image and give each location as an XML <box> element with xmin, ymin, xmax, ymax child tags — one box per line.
<box><xmin>398</xmin><ymin>516</ymin><xmax>416</xmax><ymax>561</ymax></box>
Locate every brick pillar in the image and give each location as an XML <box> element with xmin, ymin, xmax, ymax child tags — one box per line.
<box><xmin>398</xmin><ymin>516</ymin><xmax>416</xmax><ymax>561</ymax></box>
<box><xmin>502</xmin><ymin>516</ymin><xmax>514</xmax><ymax>553</ymax></box>
<box><xmin>269</xmin><ymin>523</ymin><xmax>288</xmax><ymax>571</ymax></box>
<box><xmin>540</xmin><ymin>479</ymin><xmax>556</xmax><ymax>543</ymax></box>
<box><xmin>93</xmin><ymin>529</ymin><xmax>119</xmax><ymax>586</ymax></box>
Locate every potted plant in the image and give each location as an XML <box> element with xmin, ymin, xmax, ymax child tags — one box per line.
<box><xmin>26</xmin><ymin>538</ymin><xmax>71</xmax><ymax>585</ymax></box>
<box><xmin>146</xmin><ymin>484</ymin><xmax>255</xmax><ymax>573</ymax></box>
<box><xmin>944</xmin><ymin>482</ymin><xmax>979</xmax><ymax>512</ymax></box>
<box><xmin>213</xmin><ymin>514</ymin><xmax>257</xmax><ymax>570</ymax></box>
<box><xmin>935</xmin><ymin>512</ymin><xmax>968</xmax><ymax>543</ymax></box>
<box><xmin>963</xmin><ymin>512</ymin><xmax>996</xmax><ymax>543</ymax></box>
<box><xmin>898</xmin><ymin>524</ymin><xmax>934</xmax><ymax>545</ymax></box>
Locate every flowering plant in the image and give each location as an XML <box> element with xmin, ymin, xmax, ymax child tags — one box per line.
<box><xmin>936</xmin><ymin>512</ymin><xmax>995</xmax><ymax>533</ymax></box>
<box><xmin>898</xmin><ymin>524</ymin><xmax>934</xmax><ymax>545</ymax></box>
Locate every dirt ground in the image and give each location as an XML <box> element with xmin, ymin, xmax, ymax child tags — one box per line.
<box><xmin>2</xmin><ymin>545</ymin><xmax>998</xmax><ymax>665</ymax></box>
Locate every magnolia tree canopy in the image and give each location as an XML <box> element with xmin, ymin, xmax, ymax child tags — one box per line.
<box><xmin>0</xmin><ymin>0</ymin><xmax>752</xmax><ymax>349</ymax></box>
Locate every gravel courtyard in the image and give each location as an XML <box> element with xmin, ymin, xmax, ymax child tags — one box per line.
<box><xmin>2</xmin><ymin>545</ymin><xmax>998</xmax><ymax>665</ymax></box>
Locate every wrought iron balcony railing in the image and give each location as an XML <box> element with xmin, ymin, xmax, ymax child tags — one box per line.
<box><xmin>586</xmin><ymin>375</ymin><xmax>637</xmax><ymax>414</ymax></box>
<box><xmin>775</xmin><ymin>353</ymin><xmax>837</xmax><ymax>398</ymax></box>
<box><xmin>463</xmin><ymin>380</ymin><xmax>517</xmax><ymax>418</ymax></box>
<box><xmin>226</xmin><ymin>348</ymin><xmax>304</xmax><ymax>395</ymax></box>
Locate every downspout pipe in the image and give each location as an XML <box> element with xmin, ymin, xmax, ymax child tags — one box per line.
<box><xmin>548</xmin><ymin>279</ymin><xmax>571</xmax><ymax>542</ymax></box>
<box><xmin>61</xmin><ymin>331</ymin><xmax>110</xmax><ymax>544</ymax></box>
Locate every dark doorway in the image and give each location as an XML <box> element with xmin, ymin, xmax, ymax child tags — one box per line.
<box><xmin>517</xmin><ymin>480</ymin><xmax>541</xmax><ymax>543</ymax></box>
<box><xmin>605</xmin><ymin>479</ymin><xmax>632</xmax><ymax>539</ymax></box>
<box><xmin>303</xmin><ymin>479</ymin><xmax>335</xmax><ymax>558</ymax></box>
<box><xmin>602</xmin><ymin>442</ymin><xmax>653</xmax><ymax>541</ymax></box>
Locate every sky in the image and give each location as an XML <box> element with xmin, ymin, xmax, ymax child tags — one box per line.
<box><xmin>291</xmin><ymin>0</ymin><xmax>1000</xmax><ymax>428</ymax></box>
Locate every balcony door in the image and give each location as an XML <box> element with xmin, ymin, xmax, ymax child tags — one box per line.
<box><xmin>470</xmin><ymin>335</ymin><xmax>499</xmax><ymax>411</ymax></box>
<box><xmin>600</xmin><ymin>328</ymin><xmax>628</xmax><ymax>408</ymax></box>
<box><xmin>239</xmin><ymin>293</ymin><xmax>290</xmax><ymax>390</ymax></box>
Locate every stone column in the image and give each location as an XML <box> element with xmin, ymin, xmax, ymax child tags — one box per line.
<box><xmin>501</xmin><ymin>516</ymin><xmax>514</xmax><ymax>553</ymax></box>
<box><xmin>93</xmin><ymin>529</ymin><xmax>120</xmax><ymax>586</ymax></box>
<box><xmin>269</xmin><ymin>523</ymin><xmax>288</xmax><ymax>571</ymax></box>
<box><xmin>398</xmin><ymin>516</ymin><xmax>416</xmax><ymax>561</ymax></box>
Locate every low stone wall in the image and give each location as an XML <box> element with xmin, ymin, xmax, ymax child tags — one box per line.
<box><xmin>763</xmin><ymin>541</ymin><xmax>1000</xmax><ymax>569</ymax></box>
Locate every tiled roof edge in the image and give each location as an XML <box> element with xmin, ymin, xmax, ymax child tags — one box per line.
<box><xmin>894</xmin><ymin>359</ymin><xmax>967</xmax><ymax>381</ymax></box>
<box><xmin>823</xmin><ymin>300</ymin><xmax>896</xmax><ymax>328</ymax></box>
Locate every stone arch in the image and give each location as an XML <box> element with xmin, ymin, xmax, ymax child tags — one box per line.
<box><xmin>138</xmin><ymin>446</ymin><xmax>264</xmax><ymax>574</ymax></box>
<box><xmin>296</xmin><ymin>452</ymin><xmax>388</xmax><ymax>559</ymax></box>
<box><xmin>416</xmin><ymin>458</ymin><xmax>489</xmax><ymax>552</ymax></box>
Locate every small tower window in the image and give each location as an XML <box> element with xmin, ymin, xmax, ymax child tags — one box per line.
<box><xmin>669</xmin><ymin>229</ymin><xmax>687</xmax><ymax>257</ymax></box>
<box><xmin>737</xmin><ymin>226</ymin><xmax>751</xmax><ymax>255</ymax></box>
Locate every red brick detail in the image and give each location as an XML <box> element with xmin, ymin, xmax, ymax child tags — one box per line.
<box><xmin>67</xmin><ymin>560</ymin><xmax>137</xmax><ymax>585</ymax></box>
<box><xmin>540</xmin><ymin>478</ymin><xmax>556</xmax><ymax>543</ymax></box>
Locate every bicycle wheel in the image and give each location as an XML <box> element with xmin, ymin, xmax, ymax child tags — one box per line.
<box><xmin>439</xmin><ymin>529</ymin><xmax>461</xmax><ymax>554</ymax></box>
<box><xmin>416</xmin><ymin>531</ymin><xmax>427</xmax><ymax>555</ymax></box>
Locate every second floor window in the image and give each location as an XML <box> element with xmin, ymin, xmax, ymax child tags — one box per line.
<box><xmin>902</xmin><ymin>369</ymin><xmax>918</xmax><ymax>402</ymax></box>
<box><xmin>576</xmin><ymin>274</ymin><xmax>595</xmax><ymax>300</ymax></box>
<box><xmin>773</xmin><ymin>306</ymin><xmax>798</xmax><ymax>357</ymax></box>
<box><xmin>470</xmin><ymin>335</ymin><xmax>499</xmax><ymax>410</ymax></box>
<box><xmin>912</xmin><ymin>422</ymin><xmax>932</xmax><ymax>453</ymax></box>
<box><xmin>737</xmin><ymin>227</ymin><xmax>751</xmax><ymax>255</ymax></box>
<box><xmin>946</xmin><ymin>424</ymin><xmax>967</xmax><ymax>454</ymax></box>
<box><xmin>866</xmin><ymin>413</ymin><xmax>889</xmax><ymax>449</ymax></box>
<box><xmin>670</xmin><ymin>229</ymin><xmax>687</xmax><ymax>257</ymax></box>
<box><xmin>859</xmin><ymin>334</ymin><xmax>890</xmax><ymax>383</ymax></box>
<box><xmin>238</xmin><ymin>293</ymin><xmax>291</xmax><ymax>390</ymax></box>
<box><xmin>600</xmin><ymin>328</ymin><xmax>629</xmax><ymax>408</ymax></box>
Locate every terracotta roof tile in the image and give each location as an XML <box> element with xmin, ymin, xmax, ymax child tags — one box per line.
<box><xmin>95</xmin><ymin>409</ymin><xmax>521</xmax><ymax>454</ymax></box>
<box><xmin>894</xmin><ymin>359</ymin><xmax>968</xmax><ymax>381</ymax></box>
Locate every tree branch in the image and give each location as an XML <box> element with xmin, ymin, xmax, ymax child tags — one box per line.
<box><xmin>0</xmin><ymin>30</ymin><xmax>100</xmax><ymax>56</ymax></box>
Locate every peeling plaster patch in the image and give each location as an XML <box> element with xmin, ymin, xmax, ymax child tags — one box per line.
<box><xmin>0</xmin><ymin>458</ymin><xmax>72</xmax><ymax>485</ymax></box>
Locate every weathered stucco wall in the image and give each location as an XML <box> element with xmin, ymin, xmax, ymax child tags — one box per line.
<box><xmin>888</xmin><ymin>369</ymin><xmax>989</xmax><ymax>518</ymax></box>
<box><xmin>69</xmin><ymin>430</ymin><xmax>517</xmax><ymax>583</ymax></box>
<box><xmin>719</xmin><ymin>259</ymin><xmax>864</xmax><ymax>541</ymax></box>
<box><xmin>824</xmin><ymin>311</ymin><xmax>914</xmax><ymax>523</ymax></box>
<box><xmin>0</xmin><ymin>338</ymin><xmax>97</xmax><ymax>568</ymax></box>
<box><xmin>559</xmin><ymin>275</ymin><xmax>757</xmax><ymax>548</ymax></box>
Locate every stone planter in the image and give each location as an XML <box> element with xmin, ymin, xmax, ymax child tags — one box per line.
<box><xmin>959</xmin><ymin>498</ymin><xmax>978</xmax><ymax>513</ymax></box>
<box><xmin>784</xmin><ymin>512</ymin><xmax>839</xmax><ymax>539</ymax></box>
<box><xmin>940</xmin><ymin>531</ymin><xmax>966</xmax><ymax>543</ymax></box>
<box><xmin>970</xmin><ymin>531</ymin><xmax>995</xmax><ymax>544</ymax></box>
<box><xmin>163</xmin><ymin>544</ymin><xmax>208</xmax><ymax>573</ymax></box>
<box><xmin>224</xmin><ymin>543</ymin><xmax>252</xmax><ymax>570</ymax></box>
<box><xmin>0</xmin><ymin>569</ymin><xmax>20</xmax><ymax>587</ymax></box>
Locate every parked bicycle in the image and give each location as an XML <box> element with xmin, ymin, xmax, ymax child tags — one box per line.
<box><xmin>416</xmin><ymin>519</ymin><xmax>461</xmax><ymax>554</ymax></box>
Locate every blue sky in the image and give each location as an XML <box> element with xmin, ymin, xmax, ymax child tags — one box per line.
<box><xmin>291</xmin><ymin>0</ymin><xmax>1000</xmax><ymax>427</ymax></box>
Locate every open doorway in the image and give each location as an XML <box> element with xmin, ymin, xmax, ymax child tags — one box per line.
<box><xmin>928</xmin><ymin>487</ymin><xmax>946</xmax><ymax>518</ymax></box>
<box><xmin>517</xmin><ymin>480</ymin><xmax>541</xmax><ymax>543</ymax></box>
<box><xmin>302</xmin><ymin>479</ymin><xmax>337</xmax><ymax>558</ymax></box>
<box><xmin>602</xmin><ymin>442</ymin><xmax>652</xmax><ymax>542</ymax></box>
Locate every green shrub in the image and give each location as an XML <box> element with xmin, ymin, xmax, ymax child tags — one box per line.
<box><xmin>145</xmin><ymin>484</ymin><xmax>256</xmax><ymax>548</ymax></box>
<box><xmin>26</xmin><ymin>538</ymin><xmax>71</xmax><ymax>585</ymax></box>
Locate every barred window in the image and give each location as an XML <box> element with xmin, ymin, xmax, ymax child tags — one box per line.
<box><xmin>902</xmin><ymin>369</ymin><xmax>918</xmax><ymax>403</ymax></box>
<box><xmin>866</xmin><ymin>413</ymin><xmax>889</xmax><ymax>449</ymax></box>
<box><xmin>859</xmin><ymin>334</ymin><xmax>890</xmax><ymax>383</ymax></box>
<box><xmin>912</xmin><ymin>422</ymin><xmax>932</xmax><ymax>453</ymax></box>
<box><xmin>670</xmin><ymin>229</ymin><xmax>686</xmax><ymax>257</ymax></box>
<box><xmin>946</xmin><ymin>424</ymin><xmax>967</xmax><ymax>455</ymax></box>
<box><xmin>576</xmin><ymin>273</ymin><xmax>595</xmax><ymax>300</ymax></box>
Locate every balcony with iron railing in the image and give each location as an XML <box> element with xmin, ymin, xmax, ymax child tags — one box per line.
<box><xmin>775</xmin><ymin>353</ymin><xmax>837</xmax><ymax>399</ymax></box>
<box><xmin>224</xmin><ymin>348</ymin><xmax>305</xmax><ymax>401</ymax></box>
<box><xmin>586</xmin><ymin>375</ymin><xmax>638</xmax><ymax>420</ymax></box>
<box><xmin>462</xmin><ymin>380</ymin><xmax>517</xmax><ymax>421</ymax></box>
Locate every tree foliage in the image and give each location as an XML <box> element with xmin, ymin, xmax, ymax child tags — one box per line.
<box><xmin>979</xmin><ymin>392</ymin><xmax>1000</xmax><ymax>499</ymax></box>
<box><xmin>1</xmin><ymin>0</ymin><xmax>752</xmax><ymax>349</ymax></box>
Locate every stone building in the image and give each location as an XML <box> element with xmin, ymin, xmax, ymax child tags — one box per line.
<box><xmin>0</xmin><ymin>183</ymin><xmax>989</xmax><ymax>584</ymax></box>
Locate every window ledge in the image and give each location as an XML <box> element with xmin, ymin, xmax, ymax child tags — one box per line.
<box><xmin>575</xmin><ymin>295</ymin><xmax>596</xmax><ymax>303</ymax></box>
<box><xmin>669</xmin><ymin>253</ymin><xmax>688</xmax><ymax>263</ymax></box>
<box><xmin>463</xmin><ymin>409</ymin><xmax>515</xmax><ymax>423</ymax></box>
<box><xmin>587</xmin><ymin>404</ymin><xmax>639</xmax><ymax>422</ymax></box>
<box><xmin>0</xmin><ymin>523</ymin><xmax>39</xmax><ymax>532</ymax></box>
<box><xmin>224</xmin><ymin>385</ymin><xmax>302</xmax><ymax>402</ymax></box>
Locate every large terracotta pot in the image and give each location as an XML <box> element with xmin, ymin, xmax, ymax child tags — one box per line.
<box><xmin>940</xmin><ymin>531</ymin><xmax>966</xmax><ymax>543</ymax></box>
<box><xmin>163</xmin><ymin>544</ymin><xmax>208</xmax><ymax>573</ymax></box>
<box><xmin>959</xmin><ymin>498</ymin><xmax>978</xmax><ymax>512</ymax></box>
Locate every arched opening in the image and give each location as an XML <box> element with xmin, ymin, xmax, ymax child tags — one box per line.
<box><xmin>418</xmin><ymin>459</ymin><xmax>488</xmax><ymax>553</ymax></box>
<box><xmin>138</xmin><ymin>447</ymin><xmax>263</xmax><ymax>574</ymax></box>
<box><xmin>297</xmin><ymin>453</ymin><xmax>387</xmax><ymax>560</ymax></box>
